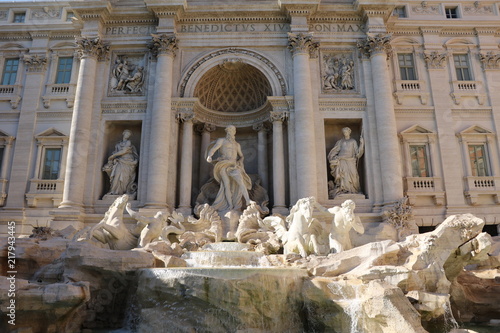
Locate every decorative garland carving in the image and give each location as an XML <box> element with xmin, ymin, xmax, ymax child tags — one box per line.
<box><xmin>269</xmin><ymin>111</ymin><xmax>289</xmax><ymax>123</ymax></box>
<box><xmin>287</xmin><ymin>32</ymin><xmax>320</xmax><ymax>58</ymax></box>
<box><xmin>31</xmin><ymin>8</ymin><xmax>61</xmax><ymax>19</ymax></box>
<box><xmin>148</xmin><ymin>34</ymin><xmax>177</xmax><ymax>57</ymax></box>
<box><xmin>357</xmin><ymin>34</ymin><xmax>392</xmax><ymax>58</ymax></box>
<box><xmin>479</xmin><ymin>51</ymin><xmax>500</xmax><ymax>70</ymax></box>
<box><xmin>464</xmin><ymin>2</ymin><xmax>494</xmax><ymax>15</ymax></box>
<box><xmin>75</xmin><ymin>36</ymin><xmax>109</xmax><ymax>61</ymax></box>
<box><xmin>423</xmin><ymin>51</ymin><xmax>448</xmax><ymax>69</ymax></box>
<box><xmin>24</xmin><ymin>54</ymin><xmax>47</xmax><ymax>72</ymax></box>
<box><xmin>180</xmin><ymin>48</ymin><xmax>287</xmax><ymax>97</ymax></box>
<box><xmin>411</xmin><ymin>2</ymin><xmax>439</xmax><ymax>15</ymax></box>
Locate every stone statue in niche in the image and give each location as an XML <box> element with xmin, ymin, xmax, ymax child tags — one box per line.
<box><xmin>327</xmin><ymin>199</ymin><xmax>364</xmax><ymax>253</ymax></box>
<box><xmin>102</xmin><ymin>129</ymin><xmax>139</xmax><ymax>197</ymax></box>
<box><xmin>328</xmin><ymin>127</ymin><xmax>364</xmax><ymax>198</ymax></box>
<box><xmin>322</xmin><ymin>54</ymin><xmax>355</xmax><ymax>92</ymax></box>
<box><xmin>206</xmin><ymin>125</ymin><xmax>252</xmax><ymax>212</ymax></box>
<box><xmin>110</xmin><ymin>56</ymin><xmax>145</xmax><ymax>94</ymax></box>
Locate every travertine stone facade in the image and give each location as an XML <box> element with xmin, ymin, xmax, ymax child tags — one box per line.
<box><xmin>0</xmin><ymin>0</ymin><xmax>499</xmax><ymax>235</ymax></box>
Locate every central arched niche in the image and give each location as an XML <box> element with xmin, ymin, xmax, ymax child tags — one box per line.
<box><xmin>194</xmin><ymin>59</ymin><xmax>272</xmax><ymax>113</ymax></box>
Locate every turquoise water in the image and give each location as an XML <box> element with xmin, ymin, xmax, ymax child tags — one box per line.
<box><xmin>462</xmin><ymin>323</ymin><xmax>500</xmax><ymax>333</ymax></box>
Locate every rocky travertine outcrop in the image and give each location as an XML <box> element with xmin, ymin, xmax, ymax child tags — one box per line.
<box><xmin>0</xmin><ymin>213</ymin><xmax>498</xmax><ymax>333</ymax></box>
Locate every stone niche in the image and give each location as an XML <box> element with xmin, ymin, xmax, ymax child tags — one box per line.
<box><xmin>107</xmin><ymin>53</ymin><xmax>148</xmax><ymax>97</ymax></box>
<box><xmin>188</xmin><ymin>125</ymin><xmax>262</xmax><ymax>202</ymax></box>
<box><xmin>101</xmin><ymin>121</ymin><xmax>142</xmax><ymax>199</ymax></box>
<box><xmin>324</xmin><ymin>119</ymin><xmax>365</xmax><ymax>199</ymax></box>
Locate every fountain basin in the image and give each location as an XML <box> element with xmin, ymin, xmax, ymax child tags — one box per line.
<box><xmin>133</xmin><ymin>267</ymin><xmax>309</xmax><ymax>333</ymax></box>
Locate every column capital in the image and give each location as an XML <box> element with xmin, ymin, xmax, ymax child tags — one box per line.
<box><xmin>23</xmin><ymin>54</ymin><xmax>47</xmax><ymax>72</ymax></box>
<box><xmin>357</xmin><ymin>34</ymin><xmax>392</xmax><ymax>58</ymax></box>
<box><xmin>423</xmin><ymin>50</ymin><xmax>448</xmax><ymax>69</ymax></box>
<box><xmin>195</xmin><ymin>122</ymin><xmax>216</xmax><ymax>134</ymax></box>
<box><xmin>76</xmin><ymin>36</ymin><xmax>109</xmax><ymax>61</ymax></box>
<box><xmin>288</xmin><ymin>33</ymin><xmax>319</xmax><ymax>58</ymax></box>
<box><xmin>149</xmin><ymin>34</ymin><xmax>178</xmax><ymax>58</ymax></box>
<box><xmin>252</xmin><ymin>122</ymin><xmax>271</xmax><ymax>132</ymax></box>
<box><xmin>479</xmin><ymin>51</ymin><xmax>500</xmax><ymax>70</ymax></box>
<box><xmin>176</xmin><ymin>110</ymin><xmax>194</xmax><ymax>123</ymax></box>
<box><xmin>269</xmin><ymin>111</ymin><xmax>289</xmax><ymax>123</ymax></box>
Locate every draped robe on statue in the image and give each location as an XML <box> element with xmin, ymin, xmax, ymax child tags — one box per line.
<box><xmin>328</xmin><ymin>138</ymin><xmax>362</xmax><ymax>197</ymax></box>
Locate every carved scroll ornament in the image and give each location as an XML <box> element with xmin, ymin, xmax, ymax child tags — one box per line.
<box><xmin>149</xmin><ymin>34</ymin><xmax>178</xmax><ymax>57</ymax></box>
<box><xmin>357</xmin><ymin>34</ymin><xmax>392</xmax><ymax>58</ymax></box>
<box><xmin>423</xmin><ymin>51</ymin><xmax>448</xmax><ymax>69</ymax></box>
<box><xmin>288</xmin><ymin>33</ymin><xmax>320</xmax><ymax>58</ymax></box>
<box><xmin>76</xmin><ymin>36</ymin><xmax>109</xmax><ymax>61</ymax></box>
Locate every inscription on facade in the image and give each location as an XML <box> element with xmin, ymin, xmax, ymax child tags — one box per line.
<box><xmin>179</xmin><ymin>23</ymin><xmax>289</xmax><ymax>33</ymax></box>
<box><xmin>309</xmin><ymin>24</ymin><xmax>365</xmax><ymax>33</ymax></box>
<box><xmin>105</xmin><ymin>26</ymin><xmax>156</xmax><ymax>35</ymax></box>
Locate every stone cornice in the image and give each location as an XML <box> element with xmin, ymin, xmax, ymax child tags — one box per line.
<box><xmin>73</xmin><ymin>5</ymin><xmax>111</xmax><ymax>23</ymax></box>
<box><xmin>148</xmin><ymin>33</ymin><xmax>178</xmax><ymax>57</ymax></box>
<box><xmin>280</xmin><ymin>1</ymin><xmax>320</xmax><ymax>17</ymax></box>
<box><xmin>179</xmin><ymin>12</ymin><xmax>288</xmax><ymax>23</ymax></box>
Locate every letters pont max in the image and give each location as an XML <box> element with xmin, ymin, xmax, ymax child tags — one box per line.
<box><xmin>105</xmin><ymin>23</ymin><xmax>365</xmax><ymax>35</ymax></box>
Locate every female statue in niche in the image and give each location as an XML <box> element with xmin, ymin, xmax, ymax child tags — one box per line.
<box><xmin>328</xmin><ymin>127</ymin><xmax>364</xmax><ymax>198</ymax></box>
<box><xmin>103</xmin><ymin>129</ymin><xmax>139</xmax><ymax>196</ymax></box>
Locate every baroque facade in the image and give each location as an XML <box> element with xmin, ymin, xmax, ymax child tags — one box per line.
<box><xmin>0</xmin><ymin>0</ymin><xmax>499</xmax><ymax>235</ymax></box>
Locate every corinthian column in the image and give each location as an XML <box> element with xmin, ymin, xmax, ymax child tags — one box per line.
<box><xmin>288</xmin><ymin>33</ymin><xmax>319</xmax><ymax>199</ymax></box>
<box><xmin>59</xmin><ymin>37</ymin><xmax>108</xmax><ymax>209</ymax></box>
<box><xmin>358</xmin><ymin>34</ymin><xmax>403</xmax><ymax>204</ymax></box>
<box><xmin>145</xmin><ymin>34</ymin><xmax>177</xmax><ymax>208</ymax></box>
<box><xmin>197</xmin><ymin>123</ymin><xmax>216</xmax><ymax>187</ymax></box>
<box><xmin>270</xmin><ymin>111</ymin><xmax>289</xmax><ymax>215</ymax></box>
<box><xmin>177</xmin><ymin>111</ymin><xmax>194</xmax><ymax>216</ymax></box>
<box><xmin>253</xmin><ymin>122</ymin><xmax>270</xmax><ymax>190</ymax></box>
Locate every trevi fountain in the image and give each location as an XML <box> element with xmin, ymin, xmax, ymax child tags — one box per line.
<box><xmin>1</xmin><ymin>128</ymin><xmax>499</xmax><ymax>333</ymax></box>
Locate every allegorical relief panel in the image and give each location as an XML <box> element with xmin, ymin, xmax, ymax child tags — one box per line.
<box><xmin>321</xmin><ymin>51</ymin><xmax>356</xmax><ymax>94</ymax></box>
<box><xmin>108</xmin><ymin>54</ymin><xmax>147</xmax><ymax>97</ymax></box>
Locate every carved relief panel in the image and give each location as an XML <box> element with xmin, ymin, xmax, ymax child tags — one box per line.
<box><xmin>108</xmin><ymin>53</ymin><xmax>147</xmax><ymax>97</ymax></box>
<box><xmin>321</xmin><ymin>50</ymin><xmax>357</xmax><ymax>94</ymax></box>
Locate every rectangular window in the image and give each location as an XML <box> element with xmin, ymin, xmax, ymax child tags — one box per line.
<box><xmin>468</xmin><ymin>145</ymin><xmax>489</xmax><ymax>177</ymax></box>
<box><xmin>445</xmin><ymin>7</ymin><xmax>459</xmax><ymax>19</ymax></box>
<box><xmin>13</xmin><ymin>12</ymin><xmax>25</xmax><ymax>23</ymax></box>
<box><xmin>1</xmin><ymin>59</ymin><xmax>19</xmax><ymax>85</ymax></box>
<box><xmin>454</xmin><ymin>54</ymin><xmax>472</xmax><ymax>81</ymax></box>
<box><xmin>398</xmin><ymin>53</ymin><xmax>416</xmax><ymax>80</ymax></box>
<box><xmin>393</xmin><ymin>7</ymin><xmax>407</xmax><ymax>18</ymax></box>
<box><xmin>66</xmin><ymin>12</ymin><xmax>75</xmax><ymax>22</ymax></box>
<box><xmin>410</xmin><ymin>145</ymin><xmax>430</xmax><ymax>177</ymax></box>
<box><xmin>42</xmin><ymin>148</ymin><xmax>61</xmax><ymax>180</ymax></box>
<box><xmin>55</xmin><ymin>57</ymin><xmax>73</xmax><ymax>84</ymax></box>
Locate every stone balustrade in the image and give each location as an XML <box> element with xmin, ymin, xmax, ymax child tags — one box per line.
<box><xmin>26</xmin><ymin>179</ymin><xmax>64</xmax><ymax>207</ymax></box>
